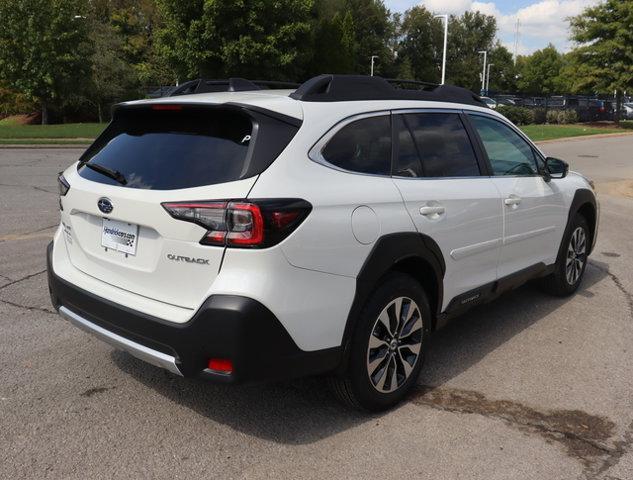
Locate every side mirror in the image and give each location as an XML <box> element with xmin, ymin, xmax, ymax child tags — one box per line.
<box><xmin>544</xmin><ymin>157</ymin><xmax>569</xmax><ymax>180</ymax></box>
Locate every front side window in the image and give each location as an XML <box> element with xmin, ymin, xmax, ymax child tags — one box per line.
<box><xmin>321</xmin><ymin>115</ymin><xmax>391</xmax><ymax>175</ymax></box>
<box><xmin>397</xmin><ymin>112</ymin><xmax>480</xmax><ymax>178</ymax></box>
<box><xmin>469</xmin><ymin>115</ymin><xmax>538</xmax><ymax>176</ymax></box>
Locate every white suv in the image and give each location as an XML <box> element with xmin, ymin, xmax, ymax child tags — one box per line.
<box><xmin>47</xmin><ymin>75</ymin><xmax>598</xmax><ymax>411</ymax></box>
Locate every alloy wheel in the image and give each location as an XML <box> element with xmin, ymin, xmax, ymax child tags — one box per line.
<box><xmin>366</xmin><ymin>296</ymin><xmax>423</xmax><ymax>393</ymax></box>
<box><xmin>566</xmin><ymin>226</ymin><xmax>587</xmax><ymax>285</ymax></box>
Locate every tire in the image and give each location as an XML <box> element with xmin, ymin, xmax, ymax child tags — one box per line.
<box><xmin>540</xmin><ymin>213</ymin><xmax>590</xmax><ymax>296</ymax></box>
<box><xmin>329</xmin><ymin>272</ymin><xmax>431</xmax><ymax>412</ymax></box>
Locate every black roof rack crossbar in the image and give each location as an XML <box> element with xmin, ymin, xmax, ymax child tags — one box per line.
<box><xmin>289</xmin><ymin>74</ymin><xmax>485</xmax><ymax>107</ymax></box>
<box><xmin>168</xmin><ymin>78</ymin><xmax>300</xmax><ymax>97</ymax></box>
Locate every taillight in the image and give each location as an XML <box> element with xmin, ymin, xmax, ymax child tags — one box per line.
<box><xmin>58</xmin><ymin>174</ymin><xmax>70</xmax><ymax>196</ymax></box>
<box><xmin>58</xmin><ymin>173</ymin><xmax>70</xmax><ymax>211</ymax></box>
<box><xmin>161</xmin><ymin>199</ymin><xmax>311</xmax><ymax>248</ymax></box>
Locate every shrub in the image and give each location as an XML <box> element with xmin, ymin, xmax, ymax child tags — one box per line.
<box><xmin>561</xmin><ymin>109</ymin><xmax>579</xmax><ymax>124</ymax></box>
<box><xmin>497</xmin><ymin>105</ymin><xmax>535</xmax><ymax>125</ymax></box>
<box><xmin>533</xmin><ymin>108</ymin><xmax>547</xmax><ymax>124</ymax></box>
<box><xmin>546</xmin><ymin>110</ymin><xmax>560</xmax><ymax>124</ymax></box>
<box><xmin>0</xmin><ymin>86</ymin><xmax>37</xmax><ymax>118</ymax></box>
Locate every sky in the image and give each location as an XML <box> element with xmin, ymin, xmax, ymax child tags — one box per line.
<box><xmin>384</xmin><ymin>0</ymin><xmax>600</xmax><ymax>55</ymax></box>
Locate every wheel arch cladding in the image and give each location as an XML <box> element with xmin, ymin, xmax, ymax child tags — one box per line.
<box><xmin>553</xmin><ymin>188</ymin><xmax>597</xmax><ymax>269</ymax></box>
<box><xmin>340</xmin><ymin>232</ymin><xmax>445</xmax><ymax>363</ymax></box>
<box><xmin>568</xmin><ymin>189</ymin><xmax>597</xmax><ymax>255</ymax></box>
<box><xmin>577</xmin><ymin>202</ymin><xmax>596</xmax><ymax>251</ymax></box>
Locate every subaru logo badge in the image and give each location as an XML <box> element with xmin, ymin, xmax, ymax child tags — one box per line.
<box><xmin>97</xmin><ymin>197</ymin><xmax>113</xmax><ymax>214</ymax></box>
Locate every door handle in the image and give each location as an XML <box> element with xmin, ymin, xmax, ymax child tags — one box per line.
<box><xmin>419</xmin><ymin>205</ymin><xmax>445</xmax><ymax>216</ymax></box>
<box><xmin>504</xmin><ymin>195</ymin><xmax>522</xmax><ymax>206</ymax></box>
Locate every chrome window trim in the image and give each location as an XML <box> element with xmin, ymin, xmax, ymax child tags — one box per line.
<box><xmin>308</xmin><ymin>106</ymin><xmax>548</xmax><ymax>180</ymax></box>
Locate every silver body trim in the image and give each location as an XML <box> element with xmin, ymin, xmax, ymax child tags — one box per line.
<box><xmin>59</xmin><ymin>306</ymin><xmax>183</xmax><ymax>376</ymax></box>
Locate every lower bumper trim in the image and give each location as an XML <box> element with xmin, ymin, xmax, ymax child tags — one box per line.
<box><xmin>59</xmin><ymin>306</ymin><xmax>183</xmax><ymax>376</ymax></box>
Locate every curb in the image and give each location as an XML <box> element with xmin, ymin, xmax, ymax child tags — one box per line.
<box><xmin>535</xmin><ymin>131</ymin><xmax>633</xmax><ymax>145</ymax></box>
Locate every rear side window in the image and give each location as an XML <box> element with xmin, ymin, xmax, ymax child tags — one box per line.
<box><xmin>78</xmin><ymin>107</ymin><xmax>298</xmax><ymax>190</ymax></box>
<box><xmin>396</xmin><ymin>113</ymin><xmax>480</xmax><ymax>177</ymax></box>
<box><xmin>321</xmin><ymin>115</ymin><xmax>391</xmax><ymax>175</ymax></box>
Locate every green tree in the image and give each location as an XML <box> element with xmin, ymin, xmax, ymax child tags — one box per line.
<box><xmin>155</xmin><ymin>0</ymin><xmax>313</xmax><ymax>81</ymax></box>
<box><xmin>395</xmin><ymin>6</ymin><xmax>443</xmax><ymax>82</ymax></box>
<box><xmin>342</xmin><ymin>0</ymin><xmax>396</xmax><ymax>76</ymax></box>
<box><xmin>88</xmin><ymin>22</ymin><xmax>138</xmax><ymax>122</ymax></box>
<box><xmin>305</xmin><ymin>5</ymin><xmax>356</xmax><ymax>76</ymax></box>
<box><xmin>487</xmin><ymin>43</ymin><xmax>517</xmax><ymax>93</ymax></box>
<box><xmin>306</xmin><ymin>0</ymin><xmax>396</xmax><ymax>78</ymax></box>
<box><xmin>516</xmin><ymin>44</ymin><xmax>566</xmax><ymax>95</ymax></box>
<box><xmin>445</xmin><ymin>11</ymin><xmax>497</xmax><ymax>92</ymax></box>
<box><xmin>0</xmin><ymin>0</ymin><xmax>92</xmax><ymax>123</ymax></box>
<box><xmin>569</xmin><ymin>0</ymin><xmax>633</xmax><ymax>123</ymax></box>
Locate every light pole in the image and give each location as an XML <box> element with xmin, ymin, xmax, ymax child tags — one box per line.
<box><xmin>486</xmin><ymin>63</ymin><xmax>494</xmax><ymax>92</ymax></box>
<box><xmin>370</xmin><ymin>55</ymin><xmax>379</xmax><ymax>76</ymax></box>
<box><xmin>478</xmin><ymin>50</ymin><xmax>487</xmax><ymax>94</ymax></box>
<box><xmin>434</xmin><ymin>14</ymin><xmax>448</xmax><ymax>85</ymax></box>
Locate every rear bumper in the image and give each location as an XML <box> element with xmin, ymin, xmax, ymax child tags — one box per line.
<box><xmin>47</xmin><ymin>242</ymin><xmax>342</xmax><ymax>383</ymax></box>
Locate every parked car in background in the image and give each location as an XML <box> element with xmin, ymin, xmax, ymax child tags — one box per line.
<box><xmin>623</xmin><ymin>103</ymin><xmax>633</xmax><ymax>120</ymax></box>
<box><xmin>494</xmin><ymin>95</ymin><xmax>519</xmax><ymax>106</ymax></box>
<box><xmin>565</xmin><ymin>97</ymin><xmax>614</xmax><ymax>122</ymax></box>
<box><xmin>480</xmin><ymin>96</ymin><xmax>497</xmax><ymax>109</ymax></box>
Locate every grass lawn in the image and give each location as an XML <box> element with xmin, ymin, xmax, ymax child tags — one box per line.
<box><xmin>0</xmin><ymin>122</ymin><xmax>106</xmax><ymax>140</ymax></box>
<box><xmin>520</xmin><ymin>124</ymin><xmax>624</xmax><ymax>142</ymax></box>
<box><xmin>0</xmin><ymin>138</ymin><xmax>97</xmax><ymax>145</ymax></box>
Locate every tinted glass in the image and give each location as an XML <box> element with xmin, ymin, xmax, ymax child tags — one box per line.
<box><xmin>404</xmin><ymin>113</ymin><xmax>480</xmax><ymax>177</ymax></box>
<box><xmin>469</xmin><ymin>115</ymin><xmax>538</xmax><ymax>176</ymax></box>
<box><xmin>78</xmin><ymin>108</ymin><xmax>253</xmax><ymax>190</ymax></box>
<box><xmin>321</xmin><ymin>115</ymin><xmax>391</xmax><ymax>175</ymax></box>
<box><xmin>394</xmin><ymin>115</ymin><xmax>422</xmax><ymax>177</ymax></box>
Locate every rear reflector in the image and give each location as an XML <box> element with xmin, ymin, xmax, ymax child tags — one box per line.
<box><xmin>207</xmin><ymin>358</ymin><xmax>233</xmax><ymax>374</ymax></box>
<box><xmin>162</xmin><ymin>199</ymin><xmax>311</xmax><ymax>248</ymax></box>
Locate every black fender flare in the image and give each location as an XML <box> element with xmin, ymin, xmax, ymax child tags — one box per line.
<box><xmin>338</xmin><ymin>232</ymin><xmax>445</xmax><ymax>368</ymax></box>
<box><xmin>555</xmin><ymin>188</ymin><xmax>598</xmax><ymax>264</ymax></box>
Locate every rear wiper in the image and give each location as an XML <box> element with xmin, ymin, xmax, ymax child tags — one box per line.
<box><xmin>82</xmin><ymin>162</ymin><xmax>127</xmax><ymax>185</ymax></box>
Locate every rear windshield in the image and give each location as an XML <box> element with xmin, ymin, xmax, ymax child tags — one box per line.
<box><xmin>78</xmin><ymin>108</ymin><xmax>254</xmax><ymax>190</ymax></box>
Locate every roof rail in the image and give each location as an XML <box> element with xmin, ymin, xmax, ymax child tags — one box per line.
<box><xmin>168</xmin><ymin>78</ymin><xmax>299</xmax><ymax>97</ymax></box>
<box><xmin>289</xmin><ymin>74</ymin><xmax>485</xmax><ymax>107</ymax></box>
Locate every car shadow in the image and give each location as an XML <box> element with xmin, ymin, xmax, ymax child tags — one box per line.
<box><xmin>111</xmin><ymin>260</ymin><xmax>609</xmax><ymax>445</ymax></box>
<box><xmin>420</xmin><ymin>260</ymin><xmax>608</xmax><ymax>386</ymax></box>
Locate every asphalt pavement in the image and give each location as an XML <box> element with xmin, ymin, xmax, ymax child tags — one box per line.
<box><xmin>1</xmin><ymin>136</ymin><xmax>632</xmax><ymax>480</ymax></box>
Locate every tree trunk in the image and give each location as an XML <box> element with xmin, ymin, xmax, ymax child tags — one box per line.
<box><xmin>615</xmin><ymin>90</ymin><xmax>622</xmax><ymax>126</ymax></box>
<box><xmin>41</xmin><ymin>100</ymin><xmax>48</xmax><ymax>125</ymax></box>
<box><xmin>97</xmin><ymin>103</ymin><xmax>103</xmax><ymax>124</ymax></box>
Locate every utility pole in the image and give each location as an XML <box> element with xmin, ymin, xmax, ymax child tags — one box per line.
<box><xmin>478</xmin><ymin>50</ymin><xmax>487</xmax><ymax>95</ymax></box>
<box><xmin>513</xmin><ymin>18</ymin><xmax>520</xmax><ymax>65</ymax></box>
<box><xmin>486</xmin><ymin>63</ymin><xmax>494</xmax><ymax>92</ymax></box>
<box><xmin>370</xmin><ymin>55</ymin><xmax>378</xmax><ymax>76</ymax></box>
<box><xmin>434</xmin><ymin>14</ymin><xmax>448</xmax><ymax>85</ymax></box>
